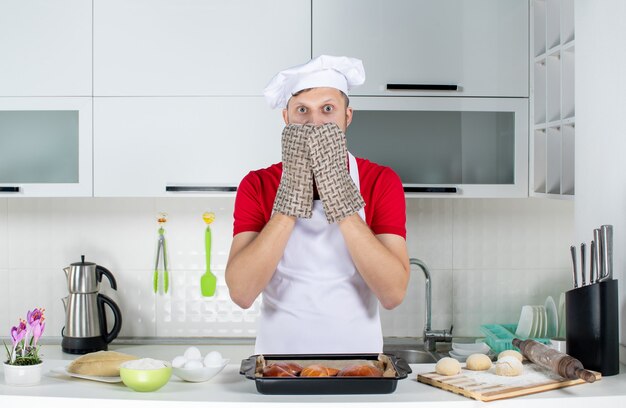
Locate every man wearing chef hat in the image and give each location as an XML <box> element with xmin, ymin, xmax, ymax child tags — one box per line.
<box><xmin>225</xmin><ymin>55</ymin><xmax>409</xmax><ymax>354</ymax></box>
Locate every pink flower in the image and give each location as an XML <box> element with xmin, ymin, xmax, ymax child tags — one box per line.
<box><xmin>32</xmin><ymin>321</ymin><xmax>45</xmax><ymax>344</ymax></box>
<box><xmin>10</xmin><ymin>320</ymin><xmax>27</xmax><ymax>347</ymax></box>
<box><xmin>27</xmin><ymin>308</ymin><xmax>44</xmax><ymax>325</ymax></box>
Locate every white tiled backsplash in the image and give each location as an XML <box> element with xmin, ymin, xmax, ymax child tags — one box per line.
<box><xmin>0</xmin><ymin>197</ymin><xmax>573</xmax><ymax>339</ymax></box>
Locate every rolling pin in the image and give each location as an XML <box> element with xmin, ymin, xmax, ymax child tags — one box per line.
<box><xmin>512</xmin><ymin>338</ymin><xmax>596</xmax><ymax>383</ymax></box>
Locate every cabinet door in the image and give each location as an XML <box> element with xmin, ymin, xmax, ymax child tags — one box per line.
<box><xmin>94</xmin><ymin>97</ymin><xmax>283</xmax><ymax>197</ymax></box>
<box><xmin>0</xmin><ymin>98</ymin><xmax>93</xmax><ymax>197</ymax></box>
<box><xmin>313</xmin><ymin>0</ymin><xmax>528</xmax><ymax>97</ymax></box>
<box><xmin>94</xmin><ymin>0</ymin><xmax>310</xmax><ymax>96</ymax></box>
<box><xmin>0</xmin><ymin>0</ymin><xmax>91</xmax><ymax>96</ymax></box>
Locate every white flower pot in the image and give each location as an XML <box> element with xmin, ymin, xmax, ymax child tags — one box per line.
<box><xmin>3</xmin><ymin>362</ymin><xmax>43</xmax><ymax>386</ymax></box>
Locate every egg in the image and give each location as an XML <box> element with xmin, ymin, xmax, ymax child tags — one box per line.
<box><xmin>203</xmin><ymin>351</ymin><xmax>223</xmax><ymax>367</ymax></box>
<box><xmin>183</xmin><ymin>359</ymin><xmax>204</xmax><ymax>370</ymax></box>
<box><xmin>172</xmin><ymin>355</ymin><xmax>187</xmax><ymax>368</ymax></box>
<box><xmin>183</xmin><ymin>346</ymin><xmax>202</xmax><ymax>361</ymax></box>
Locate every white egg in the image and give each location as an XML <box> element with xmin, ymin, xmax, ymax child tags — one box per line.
<box><xmin>203</xmin><ymin>351</ymin><xmax>223</xmax><ymax>367</ymax></box>
<box><xmin>171</xmin><ymin>355</ymin><xmax>187</xmax><ymax>368</ymax></box>
<box><xmin>183</xmin><ymin>346</ymin><xmax>202</xmax><ymax>361</ymax></box>
<box><xmin>183</xmin><ymin>359</ymin><xmax>204</xmax><ymax>370</ymax></box>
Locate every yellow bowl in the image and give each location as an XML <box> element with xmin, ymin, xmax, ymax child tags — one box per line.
<box><xmin>120</xmin><ymin>362</ymin><xmax>172</xmax><ymax>392</ymax></box>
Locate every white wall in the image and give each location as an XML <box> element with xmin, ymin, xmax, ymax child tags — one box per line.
<box><xmin>0</xmin><ymin>197</ymin><xmax>574</xmax><ymax>340</ymax></box>
<box><xmin>576</xmin><ymin>1</ymin><xmax>626</xmax><ymax>357</ymax></box>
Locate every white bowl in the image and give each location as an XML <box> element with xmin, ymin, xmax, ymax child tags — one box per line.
<box><xmin>172</xmin><ymin>359</ymin><xmax>229</xmax><ymax>382</ymax></box>
<box><xmin>451</xmin><ymin>341</ymin><xmax>490</xmax><ymax>355</ymax></box>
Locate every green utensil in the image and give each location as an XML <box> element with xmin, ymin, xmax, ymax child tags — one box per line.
<box><xmin>154</xmin><ymin>214</ymin><xmax>169</xmax><ymax>294</ymax></box>
<box><xmin>200</xmin><ymin>212</ymin><xmax>217</xmax><ymax>297</ymax></box>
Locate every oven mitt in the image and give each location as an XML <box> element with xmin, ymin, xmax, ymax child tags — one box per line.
<box><xmin>308</xmin><ymin>123</ymin><xmax>365</xmax><ymax>223</ymax></box>
<box><xmin>272</xmin><ymin>124</ymin><xmax>314</xmax><ymax>218</ymax></box>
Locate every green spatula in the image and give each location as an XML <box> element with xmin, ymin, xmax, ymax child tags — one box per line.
<box><xmin>200</xmin><ymin>212</ymin><xmax>217</xmax><ymax>297</ymax></box>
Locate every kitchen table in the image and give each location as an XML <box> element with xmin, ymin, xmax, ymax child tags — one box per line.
<box><xmin>1</xmin><ymin>343</ymin><xmax>625</xmax><ymax>407</ymax></box>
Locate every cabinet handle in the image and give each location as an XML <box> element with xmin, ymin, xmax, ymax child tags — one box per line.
<box><xmin>403</xmin><ymin>186</ymin><xmax>458</xmax><ymax>193</ymax></box>
<box><xmin>0</xmin><ymin>187</ymin><xmax>20</xmax><ymax>193</ymax></box>
<box><xmin>387</xmin><ymin>84</ymin><xmax>459</xmax><ymax>91</ymax></box>
<box><xmin>166</xmin><ymin>185</ymin><xmax>237</xmax><ymax>192</ymax></box>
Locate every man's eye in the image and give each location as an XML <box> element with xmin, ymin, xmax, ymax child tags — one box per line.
<box><xmin>323</xmin><ymin>105</ymin><xmax>333</xmax><ymax>112</ymax></box>
<box><xmin>297</xmin><ymin>106</ymin><xmax>307</xmax><ymax>113</ymax></box>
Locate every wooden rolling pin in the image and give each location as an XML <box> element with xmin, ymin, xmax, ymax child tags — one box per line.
<box><xmin>512</xmin><ymin>338</ymin><xmax>596</xmax><ymax>383</ymax></box>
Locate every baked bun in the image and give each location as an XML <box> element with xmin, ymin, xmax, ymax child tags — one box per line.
<box><xmin>337</xmin><ymin>364</ymin><xmax>383</xmax><ymax>377</ymax></box>
<box><xmin>67</xmin><ymin>351</ymin><xmax>138</xmax><ymax>377</ymax></box>
<box><xmin>262</xmin><ymin>362</ymin><xmax>303</xmax><ymax>377</ymax></box>
<box><xmin>300</xmin><ymin>364</ymin><xmax>340</xmax><ymax>377</ymax></box>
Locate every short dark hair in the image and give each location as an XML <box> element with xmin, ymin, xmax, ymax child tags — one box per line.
<box><xmin>288</xmin><ymin>88</ymin><xmax>350</xmax><ymax>109</ymax></box>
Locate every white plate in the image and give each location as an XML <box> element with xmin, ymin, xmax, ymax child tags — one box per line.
<box><xmin>529</xmin><ymin>306</ymin><xmax>539</xmax><ymax>338</ymax></box>
<box><xmin>448</xmin><ymin>350</ymin><xmax>495</xmax><ymax>363</ymax></box>
<box><xmin>515</xmin><ymin>305</ymin><xmax>534</xmax><ymax>338</ymax></box>
<box><xmin>51</xmin><ymin>365</ymin><xmax>122</xmax><ymax>383</ymax></box>
<box><xmin>451</xmin><ymin>342</ymin><xmax>490</xmax><ymax>355</ymax></box>
<box><xmin>536</xmin><ymin>305</ymin><xmax>547</xmax><ymax>338</ymax></box>
<box><xmin>172</xmin><ymin>359</ymin><xmax>229</xmax><ymax>383</ymax></box>
<box><xmin>545</xmin><ymin>296</ymin><xmax>558</xmax><ymax>338</ymax></box>
<box><xmin>558</xmin><ymin>292</ymin><xmax>566</xmax><ymax>338</ymax></box>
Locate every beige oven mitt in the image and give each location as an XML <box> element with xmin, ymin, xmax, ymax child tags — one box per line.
<box><xmin>272</xmin><ymin>124</ymin><xmax>314</xmax><ymax>218</ymax></box>
<box><xmin>308</xmin><ymin>123</ymin><xmax>365</xmax><ymax>223</ymax></box>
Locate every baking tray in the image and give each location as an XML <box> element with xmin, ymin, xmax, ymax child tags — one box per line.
<box><xmin>240</xmin><ymin>353</ymin><xmax>410</xmax><ymax>395</ymax></box>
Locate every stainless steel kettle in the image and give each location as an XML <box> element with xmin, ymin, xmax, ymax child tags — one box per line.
<box><xmin>61</xmin><ymin>256</ymin><xmax>122</xmax><ymax>354</ymax></box>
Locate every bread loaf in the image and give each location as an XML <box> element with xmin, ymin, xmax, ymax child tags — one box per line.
<box><xmin>262</xmin><ymin>362</ymin><xmax>303</xmax><ymax>377</ymax></box>
<box><xmin>67</xmin><ymin>351</ymin><xmax>138</xmax><ymax>377</ymax></box>
<box><xmin>337</xmin><ymin>364</ymin><xmax>383</xmax><ymax>377</ymax></box>
<box><xmin>300</xmin><ymin>364</ymin><xmax>340</xmax><ymax>377</ymax></box>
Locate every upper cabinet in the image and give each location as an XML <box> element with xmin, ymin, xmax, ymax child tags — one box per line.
<box><xmin>312</xmin><ymin>0</ymin><xmax>529</xmax><ymax>97</ymax></box>
<box><xmin>93</xmin><ymin>97</ymin><xmax>283</xmax><ymax>197</ymax></box>
<box><xmin>0</xmin><ymin>0</ymin><xmax>92</xmax><ymax>96</ymax></box>
<box><xmin>0</xmin><ymin>97</ymin><xmax>93</xmax><ymax>197</ymax></box>
<box><xmin>93</xmin><ymin>0</ymin><xmax>311</xmax><ymax>96</ymax></box>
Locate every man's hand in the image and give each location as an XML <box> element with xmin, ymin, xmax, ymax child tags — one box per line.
<box><xmin>272</xmin><ymin>124</ymin><xmax>315</xmax><ymax>218</ymax></box>
<box><xmin>308</xmin><ymin>123</ymin><xmax>365</xmax><ymax>223</ymax></box>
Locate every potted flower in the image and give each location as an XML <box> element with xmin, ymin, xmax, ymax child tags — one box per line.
<box><xmin>3</xmin><ymin>308</ymin><xmax>46</xmax><ymax>386</ymax></box>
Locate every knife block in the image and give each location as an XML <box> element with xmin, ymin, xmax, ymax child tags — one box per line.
<box><xmin>565</xmin><ymin>279</ymin><xmax>619</xmax><ymax>376</ymax></box>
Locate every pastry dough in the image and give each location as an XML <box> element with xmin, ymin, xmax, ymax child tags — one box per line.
<box><xmin>67</xmin><ymin>351</ymin><xmax>138</xmax><ymax>377</ymax></box>
<box><xmin>435</xmin><ymin>357</ymin><xmax>461</xmax><ymax>376</ymax></box>
<box><xmin>465</xmin><ymin>353</ymin><xmax>492</xmax><ymax>371</ymax></box>
<box><xmin>495</xmin><ymin>356</ymin><xmax>524</xmax><ymax>376</ymax></box>
<box><xmin>498</xmin><ymin>349</ymin><xmax>524</xmax><ymax>362</ymax></box>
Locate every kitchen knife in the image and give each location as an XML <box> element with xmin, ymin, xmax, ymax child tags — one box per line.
<box><xmin>600</xmin><ymin>225</ymin><xmax>613</xmax><ymax>281</ymax></box>
<box><xmin>594</xmin><ymin>228</ymin><xmax>602</xmax><ymax>283</ymax></box>
<box><xmin>580</xmin><ymin>243</ymin><xmax>586</xmax><ymax>286</ymax></box>
<box><xmin>590</xmin><ymin>240</ymin><xmax>596</xmax><ymax>283</ymax></box>
<box><xmin>570</xmin><ymin>245</ymin><xmax>578</xmax><ymax>288</ymax></box>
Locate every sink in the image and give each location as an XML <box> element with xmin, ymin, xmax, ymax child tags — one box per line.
<box><xmin>384</xmin><ymin>348</ymin><xmax>438</xmax><ymax>364</ymax></box>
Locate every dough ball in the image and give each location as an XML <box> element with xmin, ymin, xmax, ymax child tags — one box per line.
<box><xmin>495</xmin><ymin>356</ymin><xmax>523</xmax><ymax>376</ymax></box>
<box><xmin>498</xmin><ymin>350</ymin><xmax>524</xmax><ymax>362</ymax></box>
<box><xmin>183</xmin><ymin>346</ymin><xmax>202</xmax><ymax>361</ymax></box>
<box><xmin>435</xmin><ymin>357</ymin><xmax>461</xmax><ymax>376</ymax></box>
<box><xmin>465</xmin><ymin>353</ymin><xmax>492</xmax><ymax>371</ymax></box>
<box><xmin>203</xmin><ymin>351</ymin><xmax>223</xmax><ymax>367</ymax></box>
<box><xmin>171</xmin><ymin>355</ymin><xmax>187</xmax><ymax>368</ymax></box>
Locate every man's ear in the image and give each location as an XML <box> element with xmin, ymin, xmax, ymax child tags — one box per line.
<box><xmin>345</xmin><ymin>107</ymin><xmax>354</xmax><ymax>128</ymax></box>
<box><xmin>282</xmin><ymin>109</ymin><xmax>289</xmax><ymax>125</ymax></box>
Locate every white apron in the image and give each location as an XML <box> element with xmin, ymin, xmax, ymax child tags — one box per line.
<box><xmin>255</xmin><ymin>153</ymin><xmax>383</xmax><ymax>354</ymax></box>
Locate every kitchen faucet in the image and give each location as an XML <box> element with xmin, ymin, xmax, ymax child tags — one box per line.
<box><xmin>410</xmin><ymin>258</ymin><xmax>453</xmax><ymax>352</ymax></box>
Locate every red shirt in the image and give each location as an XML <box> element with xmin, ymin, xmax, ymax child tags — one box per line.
<box><xmin>232</xmin><ymin>157</ymin><xmax>406</xmax><ymax>239</ymax></box>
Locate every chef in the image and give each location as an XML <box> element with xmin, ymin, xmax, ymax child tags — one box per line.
<box><xmin>225</xmin><ymin>55</ymin><xmax>410</xmax><ymax>354</ymax></box>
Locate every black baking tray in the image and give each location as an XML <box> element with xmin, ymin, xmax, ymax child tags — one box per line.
<box><xmin>239</xmin><ymin>353</ymin><xmax>410</xmax><ymax>395</ymax></box>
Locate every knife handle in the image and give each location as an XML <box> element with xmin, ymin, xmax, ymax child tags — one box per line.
<box><xmin>594</xmin><ymin>228</ymin><xmax>602</xmax><ymax>282</ymax></box>
<box><xmin>590</xmin><ymin>240</ymin><xmax>596</xmax><ymax>283</ymax></box>
<box><xmin>601</xmin><ymin>225</ymin><xmax>613</xmax><ymax>280</ymax></box>
<box><xmin>580</xmin><ymin>243</ymin><xmax>586</xmax><ymax>286</ymax></box>
<box><xmin>570</xmin><ymin>245</ymin><xmax>578</xmax><ymax>288</ymax></box>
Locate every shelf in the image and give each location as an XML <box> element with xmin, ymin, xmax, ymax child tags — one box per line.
<box><xmin>534</xmin><ymin>60</ymin><xmax>546</xmax><ymax>124</ymax></box>
<box><xmin>546</xmin><ymin>0</ymin><xmax>561</xmax><ymax>50</ymax></box>
<box><xmin>561</xmin><ymin>125</ymin><xmax>575</xmax><ymax>195</ymax></box>
<box><xmin>533</xmin><ymin>0</ymin><xmax>547</xmax><ymax>57</ymax></box>
<box><xmin>561</xmin><ymin>0</ymin><xmax>575</xmax><ymax>44</ymax></box>
<box><xmin>562</xmin><ymin>47</ymin><xmax>575</xmax><ymax>119</ymax></box>
<box><xmin>546</xmin><ymin>126</ymin><xmax>562</xmax><ymax>194</ymax></box>
<box><xmin>546</xmin><ymin>53</ymin><xmax>561</xmax><ymax>123</ymax></box>
<box><xmin>533</xmin><ymin>129</ymin><xmax>547</xmax><ymax>194</ymax></box>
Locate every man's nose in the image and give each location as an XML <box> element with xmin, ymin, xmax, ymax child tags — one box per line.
<box><xmin>306</xmin><ymin>112</ymin><xmax>325</xmax><ymax>126</ymax></box>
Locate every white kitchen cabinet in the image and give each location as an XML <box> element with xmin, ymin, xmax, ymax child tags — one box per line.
<box><xmin>312</xmin><ymin>0</ymin><xmax>528</xmax><ymax>97</ymax></box>
<box><xmin>0</xmin><ymin>98</ymin><xmax>93</xmax><ymax>197</ymax></box>
<box><xmin>94</xmin><ymin>97</ymin><xmax>284</xmax><ymax>197</ymax></box>
<box><xmin>0</xmin><ymin>0</ymin><xmax>91</xmax><ymax>96</ymax></box>
<box><xmin>93</xmin><ymin>0</ymin><xmax>310</xmax><ymax>96</ymax></box>
<box><xmin>530</xmin><ymin>0</ymin><xmax>575</xmax><ymax>198</ymax></box>
<box><xmin>347</xmin><ymin>97</ymin><xmax>528</xmax><ymax>197</ymax></box>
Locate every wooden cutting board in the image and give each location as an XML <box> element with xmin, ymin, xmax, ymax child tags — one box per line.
<box><xmin>417</xmin><ymin>365</ymin><xmax>601</xmax><ymax>402</ymax></box>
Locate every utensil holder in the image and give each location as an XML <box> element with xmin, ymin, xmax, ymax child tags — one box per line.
<box><xmin>566</xmin><ymin>279</ymin><xmax>619</xmax><ymax>376</ymax></box>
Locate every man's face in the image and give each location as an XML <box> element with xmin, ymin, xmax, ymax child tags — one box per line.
<box><xmin>282</xmin><ymin>87</ymin><xmax>353</xmax><ymax>133</ymax></box>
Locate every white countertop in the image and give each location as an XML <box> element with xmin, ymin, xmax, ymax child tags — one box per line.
<box><xmin>2</xmin><ymin>344</ymin><xmax>626</xmax><ymax>407</ymax></box>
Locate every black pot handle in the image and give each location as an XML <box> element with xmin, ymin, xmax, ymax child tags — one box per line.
<box><xmin>98</xmin><ymin>293</ymin><xmax>123</xmax><ymax>344</ymax></box>
<box><xmin>387</xmin><ymin>353</ymin><xmax>412</xmax><ymax>375</ymax></box>
<box><xmin>97</xmin><ymin>265</ymin><xmax>118</xmax><ymax>290</ymax></box>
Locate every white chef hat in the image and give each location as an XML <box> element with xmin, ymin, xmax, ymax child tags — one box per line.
<box><xmin>263</xmin><ymin>55</ymin><xmax>366</xmax><ymax>109</ymax></box>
